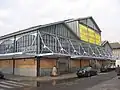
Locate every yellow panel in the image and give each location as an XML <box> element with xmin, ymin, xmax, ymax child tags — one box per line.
<box><xmin>80</xmin><ymin>24</ymin><xmax>88</xmax><ymax>32</ymax></box>
<box><xmin>88</xmin><ymin>28</ymin><xmax>96</xmax><ymax>44</ymax></box>
<box><xmin>79</xmin><ymin>24</ymin><xmax>88</xmax><ymax>42</ymax></box>
<box><xmin>79</xmin><ymin>24</ymin><xmax>101</xmax><ymax>45</ymax></box>
<box><xmin>95</xmin><ymin>33</ymin><xmax>101</xmax><ymax>45</ymax></box>
<box><xmin>88</xmin><ymin>28</ymin><xmax>95</xmax><ymax>38</ymax></box>
<box><xmin>89</xmin><ymin>38</ymin><xmax>95</xmax><ymax>44</ymax></box>
<box><xmin>81</xmin><ymin>35</ymin><xmax>88</xmax><ymax>42</ymax></box>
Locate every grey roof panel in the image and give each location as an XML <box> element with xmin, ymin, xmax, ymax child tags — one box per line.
<box><xmin>110</xmin><ymin>42</ymin><xmax>120</xmax><ymax>49</ymax></box>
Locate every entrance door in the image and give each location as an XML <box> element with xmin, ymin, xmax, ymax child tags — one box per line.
<box><xmin>57</xmin><ymin>57</ymin><xmax>69</xmax><ymax>74</ymax></box>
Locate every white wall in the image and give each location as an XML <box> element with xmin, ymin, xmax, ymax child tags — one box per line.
<box><xmin>113</xmin><ymin>49</ymin><xmax>120</xmax><ymax>66</ymax></box>
<box><xmin>116</xmin><ymin>60</ymin><xmax>120</xmax><ymax>67</ymax></box>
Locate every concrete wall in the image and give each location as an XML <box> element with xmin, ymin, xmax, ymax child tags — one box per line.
<box><xmin>40</xmin><ymin>58</ymin><xmax>56</xmax><ymax>76</ymax></box>
<box><xmin>0</xmin><ymin>60</ymin><xmax>13</xmax><ymax>74</ymax></box>
<box><xmin>14</xmin><ymin>58</ymin><xmax>36</xmax><ymax>76</ymax></box>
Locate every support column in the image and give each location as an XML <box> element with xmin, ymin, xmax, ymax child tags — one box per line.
<box><xmin>80</xmin><ymin>59</ymin><xmax>81</xmax><ymax>68</ymax></box>
<box><xmin>56</xmin><ymin>58</ymin><xmax>60</xmax><ymax>75</ymax></box>
<box><xmin>13</xmin><ymin>58</ymin><xmax>15</xmax><ymax>75</ymax></box>
<box><xmin>36</xmin><ymin>57</ymin><xmax>40</xmax><ymax>77</ymax></box>
<box><xmin>13</xmin><ymin>35</ymin><xmax>16</xmax><ymax>75</ymax></box>
<box><xmin>68</xmin><ymin>57</ymin><xmax>70</xmax><ymax>72</ymax></box>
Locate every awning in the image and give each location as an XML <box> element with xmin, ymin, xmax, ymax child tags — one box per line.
<box><xmin>0</xmin><ymin>52</ymin><xmax>35</xmax><ymax>59</ymax></box>
<box><xmin>0</xmin><ymin>52</ymin><xmax>70</xmax><ymax>59</ymax></box>
<box><xmin>0</xmin><ymin>52</ymin><xmax>116</xmax><ymax>60</ymax></box>
<box><xmin>71</xmin><ymin>55</ymin><xmax>115</xmax><ymax>60</ymax></box>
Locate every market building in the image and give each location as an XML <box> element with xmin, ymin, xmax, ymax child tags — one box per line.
<box><xmin>110</xmin><ymin>42</ymin><xmax>120</xmax><ymax>66</ymax></box>
<box><xmin>0</xmin><ymin>16</ymin><xmax>115</xmax><ymax>76</ymax></box>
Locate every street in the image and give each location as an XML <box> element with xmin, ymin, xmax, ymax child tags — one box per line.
<box><xmin>0</xmin><ymin>71</ymin><xmax>117</xmax><ymax>90</ymax></box>
<box><xmin>22</xmin><ymin>71</ymin><xmax>116</xmax><ymax>90</ymax></box>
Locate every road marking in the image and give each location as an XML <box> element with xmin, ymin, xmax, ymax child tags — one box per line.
<box><xmin>0</xmin><ymin>81</ymin><xmax>23</xmax><ymax>87</ymax></box>
<box><xmin>5</xmin><ymin>81</ymin><xmax>29</xmax><ymax>86</ymax></box>
<box><xmin>0</xmin><ymin>83</ymin><xmax>13</xmax><ymax>88</ymax></box>
<box><xmin>99</xmin><ymin>73</ymin><xmax>108</xmax><ymax>75</ymax></box>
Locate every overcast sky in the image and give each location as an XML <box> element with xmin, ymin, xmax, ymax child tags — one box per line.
<box><xmin>0</xmin><ymin>0</ymin><xmax>120</xmax><ymax>42</ymax></box>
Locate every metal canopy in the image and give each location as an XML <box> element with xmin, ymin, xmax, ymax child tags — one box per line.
<box><xmin>0</xmin><ymin>31</ymin><xmax>116</xmax><ymax>60</ymax></box>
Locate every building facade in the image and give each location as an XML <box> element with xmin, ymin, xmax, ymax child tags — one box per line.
<box><xmin>110</xmin><ymin>42</ymin><xmax>120</xmax><ymax>66</ymax></box>
<box><xmin>101</xmin><ymin>41</ymin><xmax>115</xmax><ymax>67</ymax></box>
<box><xmin>0</xmin><ymin>17</ymin><xmax>115</xmax><ymax>76</ymax></box>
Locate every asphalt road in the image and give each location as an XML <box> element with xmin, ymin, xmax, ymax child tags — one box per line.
<box><xmin>0</xmin><ymin>71</ymin><xmax>116</xmax><ymax>90</ymax></box>
<box><xmin>21</xmin><ymin>71</ymin><xmax>116</xmax><ymax>90</ymax></box>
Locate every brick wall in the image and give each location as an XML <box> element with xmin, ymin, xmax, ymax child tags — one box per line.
<box><xmin>0</xmin><ymin>60</ymin><xmax>13</xmax><ymax>74</ymax></box>
<box><xmin>71</xmin><ymin>59</ymin><xmax>80</xmax><ymax>67</ymax></box>
<box><xmin>39</xmin><ymin>58</ymin><xmax>56</xmax><ymax>76</ymax></box>
<box><xmin>0</xmin><ymin>60</ymin><xmax>13</xmax><ymax>68</ymax></box>
<box><xmin>40</xmin><ymin>58</ymin><xmax>56</xmax><ymax>68</ymax></box>
<box><xmin>14</xmin><ymin>58</ymin><xmax>36</xmax><ymax>76</ymax></box>
<box><xmin>81</xmin><ymin>59</ymin><xmax>90</xmax><ymax>67</ymax></box>
<box><xmin>15</xmin><ymin>58</ymin><xmax>36</xmax><ymax>68</ymax></box>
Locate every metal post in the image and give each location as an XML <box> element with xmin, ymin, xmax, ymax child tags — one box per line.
<box><xmin>36</xmin><ymin>30</ymin><xmax>39</xmax><ymax>54</ymax></box>
<box><xmin>13</xmin><ymin>36</ymin><xmax>16</xmax><ymax>75</ymax></box>
<box><xmin>68</xmin><ymin>57</ymin><xmax>70</xmax><ymax>73</ymax></box>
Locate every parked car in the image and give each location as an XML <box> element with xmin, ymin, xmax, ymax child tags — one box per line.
<box><xmin>76</xmin><ymin>66</ymin><xmax>97</xmax><ymax>77</ymax></box>
<box><xmin>107</xmin><ymin>65</ymin><xmax>116</xmax><ymax>71</ymax></box>
<box><xmin>0</xmin><ymin>71</ymin><xmax>4</xmax><ymax>79</ymax></box>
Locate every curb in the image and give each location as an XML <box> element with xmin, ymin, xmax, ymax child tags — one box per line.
<box><xmin>5</xmin><ymin>76</ymin><xmax>77</xmax><ymax>82</ymax></box>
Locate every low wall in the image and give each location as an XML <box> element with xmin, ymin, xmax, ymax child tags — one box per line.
<box><xmin>70</xmin><ymin>59</ymin><xmax>90</xmax><ymax>72</ymax></box>
<box><xmin>40</xmin><ymin>58</ymin><xmax>56</xmax><ymax>76</ymax></box>
<box><xmin>14</xmin><ymin>58</ymin><xmax>36</xmax><ymax>76</ymax></box>
<box><xmin>0</xmin><ymin>60</ymin><xmax>13</xmax><ymax>74</ymax></box>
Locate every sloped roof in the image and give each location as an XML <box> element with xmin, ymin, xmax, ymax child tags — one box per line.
<box><xmin>0</xmin><ymin>21</ymin><xmax>65</xmax><ymax>40</ymax></box>
<box><xmin>78</xmin><ymin>16</ymin><xmax>101</xmax><ymax>32</ymax></box>
<box><xmin>101</xmin><ymin>40</ymin><xmax>112</xmax><ymax>49</ymax></box>
<box><xmin>110</xmin><ymin>42</ymin><xmax>120</xmax><ymax>49</ymax></box>
<box><xmin>65</xmin><ymin>16</ymin><xmax>101</xmax><ymax>32</ymax></box>
<box><xmin>0</xmin><ymin>16</ymin><xmax>101</xmax><ymax>40</ymax></box>
<box><xmin>101</xmin><ymin>41</ymin><xmax>107</xmax><ymax>46</ymax></box>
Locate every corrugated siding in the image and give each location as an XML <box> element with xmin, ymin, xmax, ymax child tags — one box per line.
<box><xmin>66</xmin><ymin>21</ymin><xmax>79</xmax><ymax>37</ymax></box>
<box><xmin>40</xmin><ymin>24</ymin><xmax>77</xmax><ymax>39</ymax></box>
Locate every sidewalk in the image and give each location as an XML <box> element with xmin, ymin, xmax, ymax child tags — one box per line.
<box><xmin>4</xmin><ymin>73</ymin><xmax>77</xmax><ymax>82</ymax></box>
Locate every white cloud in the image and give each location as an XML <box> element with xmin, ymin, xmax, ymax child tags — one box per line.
<box><xmin>0</xmin><ymin>21</ymin><xmax>4</xmax><ymax>26</ymax></box>
<box><xmin>0</xmin><ymin>0</ymin><xmax>120</xmax><ymax>42</ymax></box>
<box><xmin>0</xmin><ymin>9</ymin><xmax>11</xmax><ymax>19</ymax></box>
